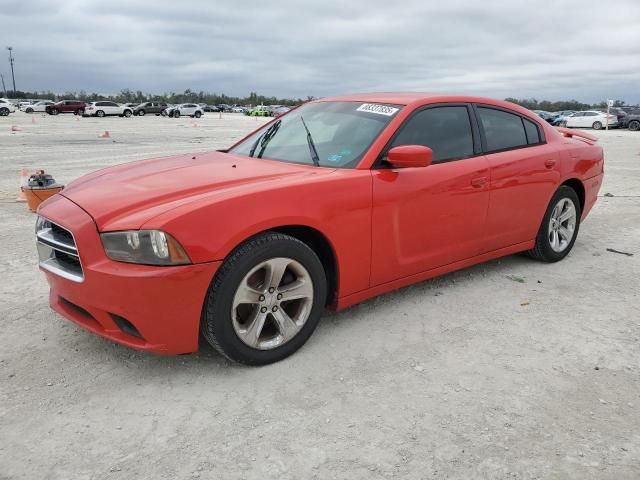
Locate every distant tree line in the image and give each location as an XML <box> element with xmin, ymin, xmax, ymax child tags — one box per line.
<box><xmin>2</xmin><ymin>88</ymin><xmax>314</xmax><ymax>106</ymax></box>
<box><xmin>504</xmin><ymin>97</ymin><xmax>633</xmax><ymax>111</ymax></box>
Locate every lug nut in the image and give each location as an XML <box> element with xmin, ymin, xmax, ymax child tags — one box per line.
<box><xmin>277</xmin><ymin>293</ymin><xmax>283</xmax><ymax>300</ymax></box>
<box><xmin>272</xmin><ymin>306</ymin><xmax>278</xmax><ymax>312</ymax></box>
<box><xmin>260</xmin><ymin>307</ymin><xmax>267</xmax><ymax>313</ymax></box>
<box><xmin>268</xmin><ymin>287</ymin><xmax>275</xmax><ymax>293</ymax></box>
<box><xmin>259</xmin><ymin>295</ymin><xmax>265</xmax><ymax>301</ymax></box>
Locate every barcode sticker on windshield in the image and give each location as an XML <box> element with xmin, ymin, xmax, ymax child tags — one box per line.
<box><xmin>356</xmin><ymin>104</ymin><xmax>399</xmax><ymax>116</ymax></box>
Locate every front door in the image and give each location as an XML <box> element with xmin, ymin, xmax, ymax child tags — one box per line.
<box><xmin>371</xmin><ymin>105</ymin><xmax>490</xmax><ymax>286</ymax></box>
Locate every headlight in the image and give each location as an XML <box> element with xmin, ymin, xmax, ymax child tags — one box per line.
<box><xmin>101</xmin><ymin>230</ymin><xmax>191</xmax><ymax>266</ymax></box>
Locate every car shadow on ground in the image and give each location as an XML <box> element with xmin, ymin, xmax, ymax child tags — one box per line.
<box><xmin>69</xmin><ymin>251</ymin><xmax>540</xmax><ymax>375</ymax></box>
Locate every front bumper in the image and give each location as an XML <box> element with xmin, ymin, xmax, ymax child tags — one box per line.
<box><xmin>37</xmin><ymin>195</ymin><xmax>221</xmax><ymax>355</ymax></box>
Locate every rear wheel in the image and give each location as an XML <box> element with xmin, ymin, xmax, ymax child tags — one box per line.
<box><xmin>173</xmin><ymin>111</ymin><xmax>180</xmax><ymax>118</ymax></box>
<box><xmin>194</xmin><ymin>111</ymin><xmax>202</xmax><ymax>118</ymax></box>
<box><xmin>50</xmin><ymin>108</ymin><xmax>59</xmax><ymax>115</ymax></box>
<box><xmin>25</xmin><ymin>107</ymin><xmax>33</xmax><ymax>113</ymax></box>
<box><xmin>628</xmin><ymin>120</ymin><xmax>640</xmax><ymax>131</ymax></box>
<box><xmin>123</xmin><ymin>109</ymin><xmax>132</xmax><ymax>118</ymax></box>
<box><xmin>201</xmin><ymin>232</ymin><xmax>327</xmax><ymax>365</ymax></box>
<box><xmin>0</xmin><ymin>107</ymin><xmax>8</xmax><ymax>116</ymax></box>
<box><xmin>592</xmin><ymin>121</ymin><xmax>603</xmax><ymax>130</ymax></box>
<box><xmin>527</xmin><ymin>186</ymin><xmax>581</xmax><ymax>262</ymax></box>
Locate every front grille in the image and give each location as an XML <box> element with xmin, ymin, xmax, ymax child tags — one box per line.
<box><xmin>36</xmin><ymin>218</ymin><xmax>84</xmax><ymax>282</ymax></box>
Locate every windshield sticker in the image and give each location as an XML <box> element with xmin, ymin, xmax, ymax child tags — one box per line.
<box><xmin>327</xmin><ymin>154</ymin><xmax>343</xmax><ymax>162</ymax></box>
<box><xmin>356</xmin><ymin>103</ymin><xmax>399</xmax><ymax>116</ymax></box>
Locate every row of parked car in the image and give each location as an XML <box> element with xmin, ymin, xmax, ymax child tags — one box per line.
<box><xmin>534</xmin><ymin>107</ymin><xmax>640</xmax><ymax>131</ymax></box>
<box><xmin>0</xmin><ymin>98</ymin><xmax>293</xmax><ymax>119</ymax></box>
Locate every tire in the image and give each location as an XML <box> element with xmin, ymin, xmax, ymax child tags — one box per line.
<box><xmin>527</xmin><ymin>186</ymin><xmax>581</xmax><ymax>263</ymax></box>
<box><xmin>194</xmin><ymin>111</ymin><xmax>202</xmax><ymax>118</ymax></box>
<box><xmin>628</xmin><ymin>120</ymin><xmax>640</xmax><ymax>131</ymax></box>
<box><xmin>173</xmin><ymin>111</ymin><xmax>180</xmax><ymax>118</ymax></box>
<box><xmin>123</xmin><ymin>109</ymin><xmax>132</xmax><ymax>118</ymax></box>
<box><xmin>592</xmin><ymin>121</ymin><xmax>602</xmax><ymax>130</ymax></box>
<box><xmin>0</xmin><ymin>107</ymin><xmax>8</xmax><ymax>116</ymax></box>
<box><xmin>77</xmin><ymin>109</ymin><xmax>84</xmax><ymax>116</ymax></box>
<box><xmin>96</xmin><ymin>110</ymin><xmax>105</xmax><ymax>118</ymax></box>
<box><xmin>50</xmin><ymin>108</ymin><xmax>59</xmax><ymax>115</ymax></box>
<box><xmin>25</xmin><ymin>108</ymin><xmax>33</xmax><ymax>114</ymax></box>
<box><xmin>137</xmin><ymin>109</ymin><xmax>145</xmax><ymax>116</ymax></box>
<box><xmin>201</xmin><ymin>232</ymin><xmax>327</xmax><ymax>365</ymax></box>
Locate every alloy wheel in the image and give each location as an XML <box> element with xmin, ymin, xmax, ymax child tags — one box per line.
<box><xmin>231</xmin><ymin>257</ymin><xmax>314</xmax><ymax>350</ymax></box>
<box><xmin>548</xmin><ymin>198</ymin><xmax>577</xmax><ymax>253</ymax></box>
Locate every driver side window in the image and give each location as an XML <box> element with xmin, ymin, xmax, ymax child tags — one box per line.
<box><xmin>391</xmin><ymin>106</ymin><xmax>474</xmax><ymax>163</ymax></box>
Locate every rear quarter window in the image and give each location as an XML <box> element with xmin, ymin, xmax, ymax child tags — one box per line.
<box><xmin>523</xmin><ymin>118</ymin><xmax>541</xmax><ymax>145</ymax></box>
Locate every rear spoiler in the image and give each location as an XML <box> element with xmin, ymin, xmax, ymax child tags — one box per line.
<box><xmin>555</xmin><ymin>127</ymin><xmax>598</xmax><ymax>142</ymax></box>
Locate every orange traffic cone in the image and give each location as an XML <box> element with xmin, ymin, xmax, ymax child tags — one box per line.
<box><xmin>99</xmin><ymin>131</ymin><xmax>110</xmax><ymax>138</ymax></box>
<box><xmin>11</xmin><ymin>125</ymin><xmax>20</xmax><ymax>132</ymax></box>
<box><xmin>16</xmin><ymin>168</ymin><xmax>28</xmax><ymax>202</ymax></box>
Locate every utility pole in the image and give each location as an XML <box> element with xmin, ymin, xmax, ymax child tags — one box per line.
<box><xmin>0</xmin><ymin>73</ymin><xmax>7</xmax><ymax>98</ymax></box>
<box><xmin>7</xmin><ymin>47</ymin><xmax>16</xmax><ymax>96</ymax></box>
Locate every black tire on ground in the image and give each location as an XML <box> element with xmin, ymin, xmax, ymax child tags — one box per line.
<box><xmin>0</xmin><ymin>107</ymin><xmax>9</xmax><ymax>116</ymax></box>
<box><xmin>201</xmin><ymin>232</ymin><xmax>327</xmax><ymax>365</ymax></box>
<box><xmin>628</xmin><ymin>120</ymin><xmax>640</xmax><ymax>131</ymax></box>
<box><xmin>25</xmin><ymin>108</ymin><xmax>33</xmax><ymax>113</ymax></box>
<box><xmin>50</xmin><ymin>108</ymin><xmax>58</xmax><ymax>115</ymax></box>
<box><xmin>592</xmin><ymin>121</ymin><xmax>603</xmax><ymax>130</ymax></box>
<box><xmin>77</xmin><ymin>109</ymin><xmax>84</xmax><ymax>116</ymax></box>
<box><xmin>123</xmin><ymin>110</ymin><xmax>132</xmax><ymax>118</ymax></box>
<box><xmin>173</xmin><ymin>111</ymin><xmax>180</xmax><ymax>118</ymax></box>
<box><xmin>194</xmin><ymin>111</ymin><xmax>202</xmax><ymax>118</ymax></box>
<box><xmin>527</xmin><ymin>185</ymin><xmax>581</xmax><ymax>263</ymax></box>
<box><xmin>96</xmin><ymin>110</ymin><xmax>105</xmax><ymax>117</ymax></box>
<box><xmin>138</xmin><ymin>110</ymin><xmax>145</xmax><ymax>116</ymax></box>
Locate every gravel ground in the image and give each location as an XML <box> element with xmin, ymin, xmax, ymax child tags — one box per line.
<box><xmin>0</xmin><ymin>113</ymin><xmax>639</xmax><ymax>479</ymax></box>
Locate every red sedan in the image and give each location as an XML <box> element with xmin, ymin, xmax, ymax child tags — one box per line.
<box><xmin>36</xmin><ymin>93</ymin><xmax>604</xmax><ymax>364</ymax></box>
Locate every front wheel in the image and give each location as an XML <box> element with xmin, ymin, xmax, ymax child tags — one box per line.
<box><xmin>173</xmin><ymin>111</ymin><xmax>180</xmax><ymax>118</ymax></box>
<box><xmin>592</xmin><ymin>121</ymin><xmax>603</xmax><ymax>130</ymax></box>
<box><xmin>96</xmin><ymin>110</ymin><xmax>105</xmax><ymax>117</ymax></box>
<box><xmin>194</xmin><ymin>111</ymin><xmax>202</xmax><ymax>118</ymax></box>
<box><xmin>25</xmin><ymin>108</ymin><xmax>33</xmax><ymax>113</ymax></box>
<box><xmin>201</xmin><ymin>232</ymin><xmax>327</xmax><ymax>365</ymax></box>
<box><xmin>123</xmin><ymin>110</ymin><xmax>132</xmax><ymax>118</ymax></box>
<box><xmin>628</xmin><ymin>120</ymin><xmax>640</xmax><ymax>131</ymax></box>
<box><xmin>50</xmin><ymin>108</ymin><xmax>59</xmax><ymax>115</ymax></box>
<box><xmin>0</xmin><ymin>107</ymin><xmax>8</xmax><ymax>116</ymax></box>
<box><xmin>527</xmin><ymin>186</ymin><xmax>581</xmax><ymax>262</ymax></box>
<box><xmin>137</xmin><ymin>109</ymin><xmax>145</xmax><ymax>116</ymax></box>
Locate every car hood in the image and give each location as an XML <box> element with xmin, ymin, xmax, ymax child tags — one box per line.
<box><xmin>60</xmin><ymin>151</ymin><xmax>332</xmax><ymax>231</ymax></box>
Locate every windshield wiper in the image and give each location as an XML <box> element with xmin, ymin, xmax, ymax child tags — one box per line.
<box><xmin>300</xmin><ymin>116</ymin><xmax>320</xmax><ymax>166</ymax></box>
<box><xmin>249</xmin><ymin>119</ymin><xmax>282</xmax><ymax>158</ymax></box>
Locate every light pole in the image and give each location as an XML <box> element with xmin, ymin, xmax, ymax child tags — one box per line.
<box><xmin>7</xmin><ymin>47</ymin><xmax>16</xmax><ymax>96</ymax></box>
<box><xmin>0</xmin><ymin>73</ymin><xmax>7</xmax><ymax>98</ymax></box>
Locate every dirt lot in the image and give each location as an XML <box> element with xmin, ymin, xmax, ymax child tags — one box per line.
<box><xmin>0</xmin><ymin>113</ymin><xmax>639</xmax><ymax>479</ymax></box>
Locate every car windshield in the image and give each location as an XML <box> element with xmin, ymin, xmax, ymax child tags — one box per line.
<box><xmin>231</xmin><ymin>101</ymin><xmax>402</xmax><ymax>168</ymax></box>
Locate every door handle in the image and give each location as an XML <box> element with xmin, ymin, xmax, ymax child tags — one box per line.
<box><xmin>544</xmin><ymin>159</ymin><xmax>557</xmax><ymax>168</ymax></box>
<box><xmin>471</xmin><ymin>176</ymin><xmax>488</xmax><ymax>188</ymax></box>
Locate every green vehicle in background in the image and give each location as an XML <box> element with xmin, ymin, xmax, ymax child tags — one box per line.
<box><xmin>248</xmin><ymin>105</ymin><xmax>272</xmax><ymax>117</ymax></box>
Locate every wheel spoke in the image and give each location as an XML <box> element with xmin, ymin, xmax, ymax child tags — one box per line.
<box><xmin>279</xmin><ymin>279</ymin><xmax>313</xmax><ymax>302</ymax></box>
<box><xmin>272</xmin><ymin>309</ymin><xmax>298</xmax><ymax>340</ymax></box>
<box><xmin>549</xmin><ymin>229</ymin><xmax>559</xmax><ymax>249</ymax></box>
<box><xmin>558</xmin><ymin>225</ymin><xmax>572</xmax><ymax>242</ymax></box>
<box><xmin>233</xmin><ymin>283</ymin><xmax>263</xmax><ymax>308</ymax></box>
<box><xmin>558</xmin><ymin>205</ymin><xmax>575</xmax><ymax>223</ymax></box>
<box><xmin>265</xmin><ymin>258</ymin><xmax>290</xmax><ymax>290</ymax></box>
<box><xmin>238</xmin><ymin>310</ymin><xmax>268</xmax><ymax>347</ymax></box>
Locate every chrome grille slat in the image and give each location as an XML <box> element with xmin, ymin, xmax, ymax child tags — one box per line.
<box><xmin>36</xmin><ymin>218</ymin><xmax>84</xmax><ymax>283</ymax></box>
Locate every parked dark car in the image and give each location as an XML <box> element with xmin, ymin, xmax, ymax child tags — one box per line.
<box><xmin>533</xmin><ymin>110</ymin><xmax>555</xmax><ymax>124</ymax></box>
<box><xmin>45</xmin><ymin>100</ymin><xmax>86</xmax><ymax>115</ymax></box>
<box><xmin>621</xmin><ymin>113</ymin><xmax>640</xmax><ymax>131</ymax></box>
<box><xmin>134</xmin><ymin>102</ymin><xmax>168</xmax><ymax>116</ymax></box>
<box><xmin>203</xmin><ymin>105</ymin><xmax>221</xmax><ymax>112</ymax></box>
<box><xmin>217</xmin><ymin>104</ymin><xmax>232</xmax><ymax>112</ymax></box>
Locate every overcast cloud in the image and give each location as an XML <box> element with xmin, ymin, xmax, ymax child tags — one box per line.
<box><xmin>2</xmin><ymin>0</ymin><xmax>639</xmax><ymax>102</ymax></box>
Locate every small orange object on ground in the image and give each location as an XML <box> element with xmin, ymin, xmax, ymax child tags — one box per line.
<box><xmin>21</xmin><ymin>170</ymin><xmax>64</xmax><ymax>212</ymax></box>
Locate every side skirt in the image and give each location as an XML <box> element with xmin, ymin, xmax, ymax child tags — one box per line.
<box><xmin>334</xmin><ymin>240</ymin><xmax>534</xmax><ymax>311</ymax></box>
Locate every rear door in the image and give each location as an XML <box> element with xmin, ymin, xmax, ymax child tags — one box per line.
<box><xmin>371</xmin><ymin>104</ymin><xmax>490</xmax><ymax>285</ymax></box>
<box><xmin>475</xmin><ymin>105</ymin><xmax>560</xmax><ymax>252</ymax></box>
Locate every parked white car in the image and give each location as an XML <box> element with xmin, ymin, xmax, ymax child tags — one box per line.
<box><xmin>564</xmin><ymin>111</ymin><xmax>617</xmax><ymax>130</ymax></box>
<box><xmin>23</xmin><ymin>101</ymin><xmax>55</xmax><ymax>113</ymax></box>
<box><xmin>164</xmin><ymin>103</ymin><xmax>203</xmax><ymax>118</ymax></box>
<box><xmin>84</xmin><ymin>101</ymin><xmax>133</xmax><ymax>118</ymax></box>
<box><xmin>0</xmin><ymin>98</ymin><xmax>17</xmax><ymax>116</ymax></box>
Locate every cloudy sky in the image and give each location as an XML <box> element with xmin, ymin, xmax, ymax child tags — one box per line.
<box><xmin>2</xmin><ymin>0</ymin><xmax>640</xmax><ymax>103</ymax></box>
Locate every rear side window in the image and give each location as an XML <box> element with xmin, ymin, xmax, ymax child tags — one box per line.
<box><xmin>478</xmin><ymin>107</ymin><xmax>527</xmax><ymax>152</ymax></box>
<box><xmin>523</xmin><ymin>118</ymin><xmax>541</xmax><ymax>145</ymax></box>
<box><xmin>391</xmin><ymin>106</ymin><xmax>474</xmax><ymax>163</ymax></box>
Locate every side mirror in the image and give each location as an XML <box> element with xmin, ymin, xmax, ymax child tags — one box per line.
<box><xmin>387</xmin><ymin>145</ymin><xmax>433</xmax><ymax>168</ymax></box>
